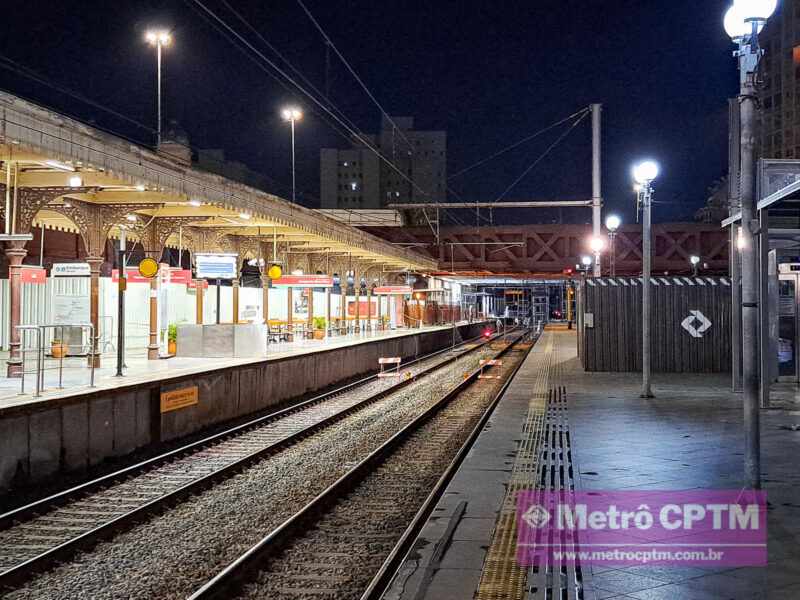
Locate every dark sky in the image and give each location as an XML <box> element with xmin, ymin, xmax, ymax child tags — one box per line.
<box><xmin>1</xmin><ymin>0</ymin><xmax>738</xmax><ymax>224</ymax></box>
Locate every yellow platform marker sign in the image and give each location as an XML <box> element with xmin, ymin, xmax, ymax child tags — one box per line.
<box><xmin>160</xmin><ymin>386</ymin><xmax>199</xmax><ymax>413</ymax></box>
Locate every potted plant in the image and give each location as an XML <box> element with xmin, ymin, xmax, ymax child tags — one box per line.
<box><xmin>312</xmin><ymin>316</ymin><xmax>326</xmax><ymax>340</ymax></box>
<box><xmin>168</xmin><ymin>324</ymin><xmax>178</xmax><ymax>355</ymax></box>
<box><xmin>51</xmin><ymin>338</ymin><xmax>67</xmax><ymax>359</ymax></box>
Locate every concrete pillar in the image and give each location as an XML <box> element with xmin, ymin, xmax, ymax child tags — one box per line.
<box><xmin>147</xmin><ymin>272</ymin><xmax>159</xmax><ymax>360</ymax></box>
<box><xmin>232</xmin><ymin>278</ymin><xmax>240</xmax><ymax>324</ymax></box>
<box><xmin>195</xmin><ymin>280</ymin><xmax>204</xmax><ymax>324</ymax></box>
<box><xmin>5</xmin><ymin>243</ymin><xmax>27</xmax><ymax>377</ymax></box>
<box><xmin>87</xmin><ymin>256</ymin><xmax>103</xmax><ymax>367</ymax></box>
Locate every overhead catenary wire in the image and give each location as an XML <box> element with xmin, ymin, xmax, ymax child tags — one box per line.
<box><xmin>448</xmin><ymin>107</ymin><xmax>590</xmax><ymax>180</ymax></box>
<box><xmin>494</xmin><ymin>110</ymin><xmax>590</xmax><ymax>203</ymax></box>
<box><xmin>293</xmin><ymin>0</ymin><xmax>415</xmax><ymax>154</ymax></box>
<box><xmin>185</xmin><ymin>0</ymin><xmax>432</xmax><ymax>202</ymax></box>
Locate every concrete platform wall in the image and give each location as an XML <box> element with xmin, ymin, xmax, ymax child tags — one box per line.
<box><xmin>0</xmin><ymin>323</ymin><xmax>486</xmax><ymax>490</ymax></box>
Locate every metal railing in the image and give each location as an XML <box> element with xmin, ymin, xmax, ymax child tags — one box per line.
<box><xmin>17</xmin><ymin>323</ymin><xmax>96</xmax><ymax>397</ymax></box>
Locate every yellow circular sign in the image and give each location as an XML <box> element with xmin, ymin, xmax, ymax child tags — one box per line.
<box><xmin>138</xmin><ymin>258</ymin><xmax>159</xmax><ymax>279</ymax></box>
<box><xmin>267</xmin><ymin>264</ymin><xmax>282</xmax><ymax>280</ymax></box>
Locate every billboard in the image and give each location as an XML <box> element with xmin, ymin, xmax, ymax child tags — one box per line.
<box><xmin>196</xmin><ymin>254</ymin><xmax>239</xmax><ymax>280</ymax></box>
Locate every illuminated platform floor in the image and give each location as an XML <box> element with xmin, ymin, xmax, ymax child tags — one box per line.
<box><xmin>0</xmin><ymin>323</ymin><xmax>471</xmax><ymax>411</ymax></box>
<box><xmin>384</xmin><ymin>329</ymin><xmax>800</xmax><ymax>600</ymax></box>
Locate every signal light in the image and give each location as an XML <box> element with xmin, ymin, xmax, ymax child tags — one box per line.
<box><xmin>483</xmin><ymin>329</ymin><xmax>492</xmax><ymax>338</ymax></box>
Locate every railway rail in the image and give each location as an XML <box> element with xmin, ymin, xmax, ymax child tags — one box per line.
<box><xmin>189</xmin><ymin>330</ymin><xmax>535</xmax><ymax>600</ymax></box>
<box><xmin>0</xmin><ymin>329</ymin><xmax>511</xmax><ymax>591</ymax></box>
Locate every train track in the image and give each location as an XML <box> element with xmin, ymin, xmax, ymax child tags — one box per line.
<box><xmin>0</xmin><ymin>330</ymin><xmax>509</xmax><ymax>591</ymax></box>
<box><xmin>188</xmin><ymin>331</ymin><xmax>535</xmax><ymax>600</ymax></box>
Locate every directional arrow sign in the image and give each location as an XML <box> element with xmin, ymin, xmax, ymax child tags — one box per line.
<box><xmin>681</xmin><ymin>310</ymin><xmax>712</xmax><ymax>338</ymax></box>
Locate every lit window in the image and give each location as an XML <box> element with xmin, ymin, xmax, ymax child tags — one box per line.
<box><xmin>350</xmin><ymin>181</ymin><xmax>359</xmax><ymax>191</ymax></box>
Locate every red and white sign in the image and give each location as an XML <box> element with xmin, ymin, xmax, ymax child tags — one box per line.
<box><xmin>162</xmin><ymin>269</ymin><xmax>192</xmax><ymax>285</ymax></box>
<box><xmin>373</xmin><ymin>286</ymin><xmax>413</xmax><ymax>295</ymax></box>
<box><xmin>112</xmin><ymin>268</ymin><xmax>193</xmax><ymax>285</ymax></box>
<box><xmin>272</xmin><ymin>275</ymin><xmax>334</xmax><ymax>288</ymax></box>
<box><xmin>112</xmin><ymin>268</ymin><xmax>151</xmax><ymax>284</ymax></box>
<box><xmin>21</xmin><ymin>268</ymin><xmax>47</xmax><ymax>284</ymax></box>
<box><xmin>378</xmin><ymin>356</ymin><xmax>402</xmax><ymax>378</ymax></box>
<box><xmin>187</xmin><ymin>279</ymin><xmax>209</xmax><ymax>290</ymax></box>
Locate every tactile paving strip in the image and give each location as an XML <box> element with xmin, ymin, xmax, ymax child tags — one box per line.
<box><xmin>474</xmin><ymin>331</ymin><xmax>560</xmax><ymax>600</ymax></box>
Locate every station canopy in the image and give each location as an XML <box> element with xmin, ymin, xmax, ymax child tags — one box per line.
<box><xmin>0</xmin><ymin>91</ymin><xmax>435</xmax><ymax>273</ymax></box>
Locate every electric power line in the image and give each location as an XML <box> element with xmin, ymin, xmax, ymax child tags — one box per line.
<box><xmin>494</xmin><ymin>110</ymin><xmax>590</xmax><ymax>203</ymax></box>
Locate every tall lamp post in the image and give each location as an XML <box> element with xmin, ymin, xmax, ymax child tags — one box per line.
<box><xmin>606</xmin><ymin>215</ymin><xmax>621</xmax><ymax>277</ymax></box>
<box><xmin>589</xmin><ymin>236</ymin><xmax>606</xmax><ymax>277</ymax></box>
<box><xmin>690</xmin><ymin>255</ymin><xmax>701</xmax><ymax>277</ymax></box>
<box><xmin>145</xmin><ymin>29</ymin><xmax>172</xmax><ymax>147</ymax></box>
<box><xmin>633</xmin><ymin>160</ymin><xmax>659</xmax><ymax>399</ymax></box>
<box><xmin>724</xmin><ymin>0</ymin><xmax>776</xmax><ymax>490</ymax></box>
<box><xmin>281</xmin><ymin>106</ymin><xmax>303</xmax><ymax>204</ymax></box>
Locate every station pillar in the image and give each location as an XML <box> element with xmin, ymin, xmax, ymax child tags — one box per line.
<box><xmin>195</xmin><ymin>280</ymin><xmax>204</xmax><ymax>324</ymax></box>
<box><xmin>268</xmin><ymin>275</ymin><xmax>269</xmax><ymax>326</ymax></box>
<box><xmin>5</xmin><ymin>243</ymin><xmax>27</xmax><ymax>377</ymax></box>
<box><xmin>232</xmin><ymin>279</ymin><xmax>240</xmax><ymax>324</ymax></box>
<box><xmin>307</xmin><ymin>287</ymin><xmax>313</xmax><ymax>329</ymax></box>
<box><xmin>87</xmin><ymin>256</ymin><xmax>103</xmax><ymax>368</ymax></box>
<box><xmin>287</xmin><ymin>287</ymin><xmax>293</xmax><ymax>330</ymax></box>
<box><xmin>147</xmin><ymin>268</ymin><xmax>159</xmax><ymax>360</ymax></box>
<box><xmin>366</xmin><ymin>289</ymin><xmax>372</xmax><ymax>332</ymax></box>
<box><xmin>354</xmin><ymin>286</ymin><xmax>361</xmax><ymax>333</ymax></box>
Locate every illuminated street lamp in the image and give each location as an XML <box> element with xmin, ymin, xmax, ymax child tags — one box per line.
<box><xmin>606</xmin><ymin>214</ymin><xmax>622</xmax><ymax>277</ymax></box>
<box><xmin>281</xmin><ymin>106</ymin><xmax>303</xmax><ymax>204</ymax></box>
<box><xmin>589</xmin><ymin>236</ymin><xmax>605</xmax><ymax>277</ymax></box>
<box><xmin>724</xmin><ymin>0</ymin><xmax>776</xmax><ymax>490</ymax></box>
<box><xmin>633</xmin><ymin>159</ymin><xmax>659</xmax><ymax>399</ymax></box>
<box><xmin>690</xmin><ymin>255</ymin><xmax>701</xmax><ymax>277</ymax></box>
<box><xmin>145</xmin><ymin>29</ymin><xmax>172</xmax><ymax>146</ymax></box>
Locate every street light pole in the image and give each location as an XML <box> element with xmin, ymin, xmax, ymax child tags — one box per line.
<box><xmin>146</xmin><ymin>29</ymin><xmax>172</xmax><ymax>147</ymax></box>
<box><xmin>633</xmin><ymin>160</ymin><xmax>659</xmax><ymax>399</ymax></box>
<box><xmin>290</xmin><ymin>117</ymin><xmax>297</xmax><ymax>204</ymax></box>
<box><xmin>281</xmin><ymin>106</ymin><xmax>303</xmax><ymax>204</ymax></box>
<box><xmin>724</xmin><ymin>0</ymin><xmax>775</xmax><ymax>489</ymax></box>
<box><xmin>605</xmin><ymin>215</ymin><xmax>621</xmax><ymax>277</ymax></box>
<box><xmin>591</xmin><ymin>103</ymin><xmax>603</xmax><ymax>277</ymax></box>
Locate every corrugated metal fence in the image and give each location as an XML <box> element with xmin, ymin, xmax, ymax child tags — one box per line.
<box><xmin>578</xmin><ymin>276</ymin><xmax>732</xmax><ymax>373</ymax></box>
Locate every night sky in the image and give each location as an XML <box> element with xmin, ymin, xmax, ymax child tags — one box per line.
<box><xmin>1</xmin><ymin>0</ymin><xmax>738</xmax><ymax>224</ymax></box>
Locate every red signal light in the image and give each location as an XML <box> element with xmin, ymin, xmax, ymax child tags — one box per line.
<box><xmin>483</xmin><ymin>329</ymin><xmax>492</xmax><ymax>338</ymax></box>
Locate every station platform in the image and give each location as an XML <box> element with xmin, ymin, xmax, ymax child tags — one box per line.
<box><xmin>0</xmin><ymin>324</ymin><xmax>471</xmax><ymax>411</ymax></box>
<box><xmin>0</xmin><ymin>321</ymin><xmax>489</xmax><ymax>492</ymax></box>
<box><xmin>384</xmin><ymin>327</ymin><xmax>800</xmax><ymax>600</ymax></box>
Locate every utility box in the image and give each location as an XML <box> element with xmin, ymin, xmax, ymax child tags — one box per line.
<box><xmin>577</xmin><ymin>276</ymin><xmax>732</xmax><ymax>373</ymax></box>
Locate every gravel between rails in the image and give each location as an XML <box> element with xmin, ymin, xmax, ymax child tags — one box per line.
<box><xmin>5</xmin><ymin>338</ymin><xmax>519</xmax><ymax>600</ymax></box>
<box><xmin>238</xmin><ymin>346</ymin><xmax>528</xmax><ymax>600</ymax></box>
<box><xmin>0</xmin><ymin>341</ymin><xmax>480</xmax><ymax>575</ymax></box>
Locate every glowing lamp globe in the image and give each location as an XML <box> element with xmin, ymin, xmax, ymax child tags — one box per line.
<box><xmin>632</xmin><ymin>161</ymin><xmax>659</xmax><ymax>185</ymax></box>
<box><xmin>589</xmin><ymin>237</ymin><xmax>606</xmax><ymax>253</ymax></box>
<box><xmin>605</xmin><ymin>215</ymin><xmax>622</xmax><ymax>232</ymax></box>
<box><xmin>735</xmin><ymin>0</ymin><xmax>777</xmax><ymax>21</ymax></box>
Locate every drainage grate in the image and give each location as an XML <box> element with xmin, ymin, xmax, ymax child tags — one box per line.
<box><xmin>526</xmin><ymin>386</ymin><xmax>584</xmax><ymax>600</ymax></box>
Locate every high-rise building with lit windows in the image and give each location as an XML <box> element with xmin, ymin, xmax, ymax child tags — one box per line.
<box><xmin>758</xmin><ymin>0</ymin><xmax>800</xmax><ymax>158</ymax></box>
<box><xmin>320</xmin><ymin>116</ymin><xmax>446</xmax><ymax>209</ymax></box>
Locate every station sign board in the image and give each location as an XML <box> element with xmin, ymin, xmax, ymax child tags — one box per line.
<box><xmin>373</xmin><ymin>286</ymin><xmax>413</xmax><ymax>295</ymax></box>
<box><xmin>112</xmin><ymin>268</ymin><xmax>192</xmax><ymax>285</ymax></box>
<box><xmin>196</xmin><ymin>253</ymin><xmax>239</xmax><ymax>280</ymax></box>
<box><xmin>160</xmin><ymin>386</ymin><xmax>199</xmax><ymax>413</ymax></box>
<box><xmin>52</xmin><ymin>262</ymin><xmax>90</xmax><ymax>277</ymax></box>
<box><xmin>21</xmin><ymin>267</ymin><xmax>46</xmax><ymax>284</ymax></box>
<box><xmin>272</xmin><ymin>275</ymin><xmax>334</xmax><ymax>288</ymax></box>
